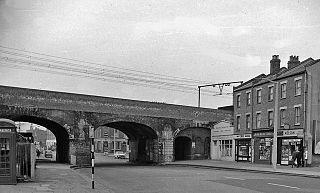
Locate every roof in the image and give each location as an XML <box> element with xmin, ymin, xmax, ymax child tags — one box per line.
<box><xmin>234</xmin><ymin>57</ymin><xmax>318</xmax><ymax>92</ymax></box>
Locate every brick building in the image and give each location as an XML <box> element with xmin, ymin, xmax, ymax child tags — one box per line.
<box><xmin>233</xmin><ymin>55</ymin><xmax>320</xmax><ymax>166</ymax></box>
<box><xmin>94</xmin><ymin>126</ymin><xmax>128</xmax><ymax>153</ymax></box>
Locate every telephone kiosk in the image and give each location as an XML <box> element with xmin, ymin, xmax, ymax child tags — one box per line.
<box><xmin>0</xmin><ymin>118</ymin><xmax>17</xmax><ymax>185</ymax></box>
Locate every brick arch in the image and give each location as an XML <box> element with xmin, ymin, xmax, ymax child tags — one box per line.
<box><xmin>103</xmin><ymin>121</ymin><xmax>158</xmax><ymax>140</ymax></box>
<box><xmin>6</xmin><ymin>115</ymin><xmax>69</xmax><ymax>163</ymax></box>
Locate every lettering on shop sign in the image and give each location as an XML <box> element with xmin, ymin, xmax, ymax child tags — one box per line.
<box><xmin>253</xmin><ymin>132</ymin><xmax>273</xmax><ymax>137</ymax></box>
<box><xmin>234</xmin><ymin>134</ymin><xmax>251</xmax><ymax>139</ymax></box>
<box><xmin>0</xmin><ymin>129</ymin><xmax>13</xmax><ymax>132</ymax></box>
<box><xmin>278</xmin><ymin>129</ymin><xmax>303</xmax><ymax>137</ymax></box>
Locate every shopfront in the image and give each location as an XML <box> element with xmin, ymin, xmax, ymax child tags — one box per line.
<box><xmin>278</xmin><ymin>129</ymin><xmax>304</xmax><ymax>165</ymax></box>
<box><xmin>211</xmin><ymin>121</ymin><xmax>234</xmax><ymax>161</ymax></box>
<box><xmin>252</xmin><ymin>130</ymin><xmax>273</xmax><ymax>164</ymax></box>
<box><xmin>234</xmin><ymin>134</ymin><xmax>252</xmax><ymax>162</ymax></box>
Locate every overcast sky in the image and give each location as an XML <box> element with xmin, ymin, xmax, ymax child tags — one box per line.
<box><xmin>1</xmin><ymin>0</ymin><xmax>320</xmax><ymax>108</ymax></box>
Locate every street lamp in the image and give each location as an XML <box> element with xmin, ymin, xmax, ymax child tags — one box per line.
<box><xmin>259</xmin><ymin>78</ymin><xmax>279</xmax><ymax>171</ymax></box>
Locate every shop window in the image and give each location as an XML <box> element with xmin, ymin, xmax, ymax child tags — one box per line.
<box><xmin>237</xmin><ymin>140</ymin><xmax>250</xmax><ymax>161</ymax></box>
<box><xmin>259</xmin><ymin>138</ymin><xmax>271</xmax><ymax>160</ymax></box>
<box><xmin>221</xmin><ymin>140</ymin><xmax>232</xmax><ymax>157</ymax></box>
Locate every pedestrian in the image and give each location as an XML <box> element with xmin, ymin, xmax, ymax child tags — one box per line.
<box><xmin>291</xmin><ymin>148</ymin><xmax>297</xmax><ymax>168</ymax></box>
<box><xmin>36</xmin><ymin>149</ymin><xmax>41</xmax><ymax>158</ymax></box>
<box><xmin>296</xmin><ymin>148</ymin><xmax>302</xmax><ymax>168</ymax></box>
<box><xmin>303</xmin><ymin>147</ymin><xmax>308</xmax><ymax>167</ymax></box>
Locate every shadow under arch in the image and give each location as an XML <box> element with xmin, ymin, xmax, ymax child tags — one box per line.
<box><xmin>174</xmin><ymin>127</ymin><xmax>211</xmax><ymax>160</ymax></box>
<box><xmin>12</xmin><ymin>115</ymin><xmax>69</xmax><ymax>163</ymax></box>
<box><xmin>104</xmin><ymin>121</ymin><xmax>158</xmax><ymax>163</ymax></box>
<box><xmin>174</xmin><ymin>136</ymin><xmax>192</xmax><ymax>160</ymax></box>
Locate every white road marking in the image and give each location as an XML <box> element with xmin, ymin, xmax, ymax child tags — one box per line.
<box><xmin>224</xmin><ymin>176</ymin><xmax>246</xmax><ymax>180</ymax></box>
<box><xmin>267</xmin><ymin>183</ymin><xmax>301</xmax><ymax>189</ymax></box>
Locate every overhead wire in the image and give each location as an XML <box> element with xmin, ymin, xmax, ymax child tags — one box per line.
<box><xmin>1</xmin><ymin>56</ymin><xmax>225</xmax><ymax>96</ymax></box>
<box><xmin>0</xmin><ymin>45</ymin><xmax>234</xmax><ymax>97</ymax></box>
<box><xmin>0</xmin><ymin>61</ymin><xmax>219</xmax><ymax>96</ymax></box>
<box><xmin>0</xmin><ymin>45</ymin><xmax>212</xmax><ymax>84</ymax></box>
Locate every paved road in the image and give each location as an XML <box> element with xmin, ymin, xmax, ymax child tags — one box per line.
<box><xmin>78</xmin><ymin>162</ymin><xmax>320</xmax><ymax>193</ymax></box>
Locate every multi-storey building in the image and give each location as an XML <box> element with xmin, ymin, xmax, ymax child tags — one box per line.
<box><xmin>94</xmin><ymin>126</ymin><xmax>128</xmax><ymax>153</ymax></box>
<box><xmin>233</xmin><ymin>55</ymin><xmax>320</xmax><ymax>166</ymax></box>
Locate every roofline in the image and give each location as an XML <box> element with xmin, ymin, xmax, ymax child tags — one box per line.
<box><xmin>233</xmin><ymin>57</ymin><xmax>318</xmax><ymax>93</ymax></box>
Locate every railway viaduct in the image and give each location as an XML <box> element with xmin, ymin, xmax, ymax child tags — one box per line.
<box><xmin>0</xmin><ymin>85</ymin><xmax>232</xmax><ymax>166</ymax></box>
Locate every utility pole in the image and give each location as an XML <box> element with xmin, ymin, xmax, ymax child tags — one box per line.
<box><xmin>198</xmin><ymin>81</ymin><xmax>243</xmax><ymax>107</ymax></box>
<box><xmin>113</xmin><ymin>129</ymin><xmax>116</xmax><ymax>155</ymax></box>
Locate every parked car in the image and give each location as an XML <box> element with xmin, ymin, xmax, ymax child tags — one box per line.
<box><xmin>114</xmin><ymin>151</ymin><xmax>126</xmax><ymax>159</ymax></box>
<box><xmin>44</xmin><ymin>150</ymin><xmax>53</xmax><ymax>158</ymax></box>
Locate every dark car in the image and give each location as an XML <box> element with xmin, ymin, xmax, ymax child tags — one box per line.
<box><xmin>45</xmin><ymin>150</ymin><xmax>53</xmax><ymax>158</ymax></box>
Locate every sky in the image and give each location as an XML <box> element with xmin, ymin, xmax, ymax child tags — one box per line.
<box><xmin>1</xmin><ymin>0</ymin><xmax>320</xmax><ymax>108</ymax></box>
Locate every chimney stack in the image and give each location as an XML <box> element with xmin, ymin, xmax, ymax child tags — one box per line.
<box><xmin>270</xmin><ymin>55</ymin><xmax>281</xmax><ymax>74</ymax></box>
<box><xmin>287</xmin><ymin>55</ymin><xmax>300</xmax><ymax>69</ymax></box>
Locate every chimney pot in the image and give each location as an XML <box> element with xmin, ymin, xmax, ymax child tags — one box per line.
<box><xmin>270</xmin><ymin>55</ymin><xmax>281</xmax><ymax>74</ymax></box>
<box><xmin>287</xmin><ymin>55</ymin><xmax>300</xmax><ymax>69</ymax></box>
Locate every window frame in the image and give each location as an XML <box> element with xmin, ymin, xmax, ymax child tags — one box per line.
<box><xmin>256</xmin><ymin>111</ymin><xmax>261</xmax><ymax>129</ymax></box>
<box><xmin>246</xmin><ymin>91</ymin><xmax>251</xmax><ymax>106</ymax></box>
<box><xmin>268</xmin><ymin>85</ymin><xmax>274</xmax><ymax>101</ymax></box>
<box><xmin>236</xmin><ymin>115</ymin><xmax>241</xmax><ymax>130</ymax></box>
<box><xmin>280</xmin><ymin>82</ymin><xmax>287</xmax><ymax>99</ymax></box>
<box><xmin>256</xmin><ymin>88</ymin><xmax>262</xmax><ymax>104</ymax></box>
<box><xmin>268</xmin><ymin>109</ymin><xmax>274</xmax><ymax>127</ymax></box>
<box><xmin>294</xmin><ymin>105</ymin><xmax>302</xmax><ymax>125</ymax></box>
<box><xmin>295</xmin><ymin>77</ymin><xmax>302</xmax><ymax>96</ymax></box>
<box><xmin>280</xmin><ymin>107</ymin><xmax>287</xmax><ymax>126</ymax></box>
<box><xmin>246</xmin><ymin>113</ymin><xmax>251</xmax><ymax>130</ymax></box>
<box><xmin>236</xmin><ymin>94</ymin><xmax>241</xmax><ymax>108</ymax></box>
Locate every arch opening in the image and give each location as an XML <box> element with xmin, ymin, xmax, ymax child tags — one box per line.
<box><xmin>174</xmin><ymin>136</ymin><xmax>192</xmax><ymax>160</ymax></box>
<box><xmin>103</xmin><ymin>121</ymin><xmax>158</xmax><ymax>163</ymax></box>
<box><xmin>12</xmin><ymin>116</ymin><xmax>69</xmax><ymax>163</ymax></box>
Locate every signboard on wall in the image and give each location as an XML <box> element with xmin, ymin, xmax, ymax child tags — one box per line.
<box><xmin>234</xmin><ymin>134</ymin><xmax>252</xmax><ymax>139</ymax></box>
<box><xmin>212</xmin><ymin>121</ymin><xmax>234</xmax><ymax>137</ymax></box>
<box><xmin>278</xmin><ymin>129</ymin><xmax>303</xmax><ymax>137</ymax></box>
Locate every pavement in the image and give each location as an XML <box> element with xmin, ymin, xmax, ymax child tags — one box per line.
<box><xmin>2</xmin><ymin>158</ymin><xmax>320</xmax><ymax>193</ymax></box>
<box><xmin>164</xmin><ymin>159</ymin><xmax>320</xmax><ymax>178</ymax></box>
<box><xmin>1</xmin><ymin>162</ymin><xmax>113</xmax><ymax>193</ymax></box>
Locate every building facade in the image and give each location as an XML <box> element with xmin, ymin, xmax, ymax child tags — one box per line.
<box><xmin>94</xmin><ymin>126</ymin><xmax>128</xmax><ymax>153</ymax></box>
<box><xmin>210</xmin><ymin>121</ymin><xmax>235</xmax><ymax>161</ymax></box>
<box><xmin>233</xmin><ymin>55</ymin><xmax>320</xmax><ymax>166</ymax></box>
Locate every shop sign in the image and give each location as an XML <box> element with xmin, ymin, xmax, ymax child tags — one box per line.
<box><xmin>212</xmin><ymin>122</ymin><xmax>234</xmax><ymax>136</ymax></box>
<box><xmin>278</xmin><ymin>129</ymin><xmax>303</xmax><ymax>137</ymax></box>
<box><xmin>0</xmin><ymin>128</ymin><xmax>15</xmax><ymax>132</ymax></box>
<box><xmin>253</xmin><ymin>132</ymin><xmax>273</xmax><ymax>137</ymax></box>
<box><xmin>212</xmin><ymin>135</ymin><xmax>233</xmax><ymax>140</ymax></box>
<box><xmin>234</xmin><ymin>134</ymin><xmax>251</xmax><ymax>139</ymax></box>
